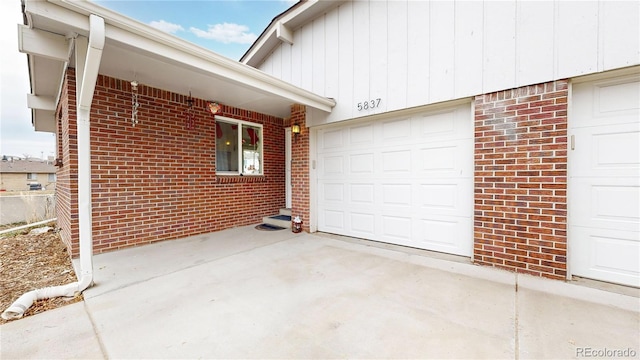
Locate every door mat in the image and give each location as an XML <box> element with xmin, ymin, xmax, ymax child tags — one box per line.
<box><xmin>255</xmin><ymin>224</ymin><xmax>286</xmax><ymax>231</ymax></box>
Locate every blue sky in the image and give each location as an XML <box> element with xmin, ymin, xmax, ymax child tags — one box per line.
<box><xmin>0</xmin><ymin>0</ymin><xmax>294</xmax><ymax>159</ymax></box>
<box><xmin>95</xmin><ymin>0</ymin><xmax>294</xmax><ymax>60</ymax></box>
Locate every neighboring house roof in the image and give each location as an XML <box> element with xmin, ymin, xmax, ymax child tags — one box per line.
<box><xmin>20</xmin><ymin>0</ymin><xmax>335</xmax><ymax>133</ymax></box>
<box><xmin>0</xmin><ymin>159</ymin><xmax>57</xmax><ymax>174</ymax></box>
<box><xmin>241</xmin><ymin>0</ymin><xmax>345</xmax><ymax>67</ymax></box>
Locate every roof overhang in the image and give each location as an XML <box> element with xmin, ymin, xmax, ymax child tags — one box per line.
<box><xmin>20</xmin><ymin>0</ymin><xmax>336</xmax><ymax>133</ymax></box>
<box><xmin>241</xmin><ymin>0</ymin><xmax>346</xmax><ymax>67</ymax></box>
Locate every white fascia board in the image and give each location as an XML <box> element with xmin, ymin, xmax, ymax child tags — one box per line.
<box><xmin>18</xmin><ymin>24</ymin><xmax>70</xmax><ymax>62</ymax></box>
<box><xmin>49</xmin><ymin>0</ymin><xmax>335</xmax><ymax>112</ymax></box>
<box><xmin>27</xmin><ymin>94</ymin><xmax>56</xmax><ymax>110</ymax></box>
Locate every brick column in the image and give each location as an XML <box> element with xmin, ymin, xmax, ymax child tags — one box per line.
<box><xmin>290</xmin><ymin>104</ymin><xmax>310</xmax><ymax>232</ymax></box>
<box><xmin>56</xmin><ymin>69</ymin><xmax>80</xmax><ymax>257</ymax></box>
<box><xmin>474</xmin><ymin>80</ymin><xmax>568</xmax><ymax>280</ymax></box>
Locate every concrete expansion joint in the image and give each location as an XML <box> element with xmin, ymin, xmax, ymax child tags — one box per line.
<box><xmin>83</xmin><ymin>300</ymin><xmax>109</xmax><ymax>359</ymax></box>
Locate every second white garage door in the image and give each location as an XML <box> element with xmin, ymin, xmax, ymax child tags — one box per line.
<box><xmin>570</xmin><ymin>73</ymin><xmax>640</xmax><ymax>287</ymax></box>
<box><xmin>316</xmin><ymin>104</ymin><xmax>473</xmax><ymax>256</ymax></box>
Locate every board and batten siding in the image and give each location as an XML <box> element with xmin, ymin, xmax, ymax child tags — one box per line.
<box><xmin>257</xmin><ymin>0</ymin><xmax>639</xmax><ymax>125</ymax></box>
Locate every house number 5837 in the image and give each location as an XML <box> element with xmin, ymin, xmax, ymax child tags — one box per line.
<box><xmin>357</xmin><ymin>98</ymin><xmax>381</xmax><ymax>111</ymax></box>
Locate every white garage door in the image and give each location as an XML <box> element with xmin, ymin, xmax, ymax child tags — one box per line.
<box><xmin>316</xmin><ymin>104</ymin><xmax>473</xmax><ymax>256</ymax></box>
<box><xmin>570</xmin><ymin>73</ymin><xmax>640</xmax><ymax>287</ymax></box>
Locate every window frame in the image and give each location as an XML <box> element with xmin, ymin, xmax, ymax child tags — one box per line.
<box><xmin>26</xmin><ymin>173</ymin><xmax>37</xmax><ymax>180</ymax></box>
<box><xmin>215</xmin><ymin>115</ymin><xmax>264</xmax><ymax>176</ymax></box>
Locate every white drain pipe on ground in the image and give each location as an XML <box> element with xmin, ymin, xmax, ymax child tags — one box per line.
<box><xmin>2</xmin><ymin>14</ymin><xmax>104</xmax><ymax>321</ymax></box>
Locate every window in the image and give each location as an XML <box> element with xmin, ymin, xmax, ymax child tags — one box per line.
<box><xmin>26</xmin><ymin>173</ymin><xmax>37</xmax><ymax>180</ymax></box>
<box><xmin>48</xmin><ymin>173</ymin><xmax>56</xmax><ymax>182</ymax></box>
<box><xmin>215</xmin><ymin>116</ymin><xmax>263</xmax><ymax>175</ymax></box>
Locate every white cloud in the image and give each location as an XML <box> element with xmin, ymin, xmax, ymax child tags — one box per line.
<box><xmin>149</xmin><ymin>20</ymin><xmax>184</xmax><ymax>34</ymax></box>
<box><xmin>189</xmin><ymin>23</ymin><xmax>257</xmax><ymax>44</ymax></box>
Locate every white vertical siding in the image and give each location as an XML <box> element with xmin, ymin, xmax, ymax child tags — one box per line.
<box><xmin>429</xmin><ymin>1</ymin><xmax>455</xmax><ymax>103</ymax></box>
<box><xmin>325</xmin><ymin>9</ymin><xmax>340</xmax><ymax>99</ymax></box>
<box><xmin>257</xmin><ymin>0</ymin><xmax>640</xmax><ymax>125</ymax></box>
<box><xmin>406</xmin><ymin>0</ymin><xmax>430</xmax><ymax>108</ymax></box>
<box><xmin>369</xmin><ymin>0</ymin><xmax>388</xmax><ymax>115</ymax></box>
<box><xmin>337</xmin><ymin>3</ymin><xmax>354</xmax><ymax>121</ymax></box>
<box><xmin>300</xmin><ymin>23</ymin><xmax>313</xmax><ymax>91</ymax></box>
<box><xmin>483</xmin><ymin>1</ymin><xmax>516</xmax><ymax>94</ymax></box>
<box><xmin>312</xmin><ymin>16</ymin><xmax>325</xmax><ymax>95</ymax></box>
<box><xmin>454</xmin><ymin>1</ymin><xmax>483</xmax><ymax>99</ymax></box>
<box><xmin>387</xmin><ymin>0</ymin><xmax>408</xmax><ymax>111</ymax></box>
<box><xmin>601</xmin><ymin>1</ymin><xmax>640</xmax><ymax>71</ymax></box>
<box><xmin>352</xmin><ymin>0</ymin><xmax>370</xmax><ymax>109</ymax></box>
<box><xmin>556</xmin><ymin>1</ymin><xmax>599</xmax><ymax>78</ymax></box>
<box><xmin>516</xmin><ymin>1</ymin><xmax>554</xmax><ymax>87</ymax></box>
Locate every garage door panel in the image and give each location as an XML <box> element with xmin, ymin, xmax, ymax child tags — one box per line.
<box><xmin>350</xmin><ymin>183</ymin><xmax>375</xmax><ymax>204</ymax></box>
<box><xmin>572</xmin><ymin>75</ymin><xmax>640</xmax><ymax>126</ymax></box>
<box><xmin>418</xmin><ymin>108</ymin><xmax>472</xmax><ymax>142</ymax></box>
<box><xmin>418</xmin><ymin>139</ymin><xmax>473</xmax><ymax>176</ymax></box>
<box><xmin>419</xmin><ymin>183</ymin><xmax>459</xmax><ymax>211</ymax></box>
<box><xmin>349</xmin><ymin>123</ymin><xmax>375</xmax><ymax>146</ymax></box>
<box><xmin>350</xmin><ymin>212</ymin><xmax>376</xmax><ymax>236</ymax></box>
<box><xmin>382</xmin><ymin>117</ymin><xmax>412</xmax><ymax>142</ymax></box>
<box><xmin>350</xmin><ymin>153</ymin><xmax>375</xmax><ymax>174</ymax></box>
<box><xmin>320</xmin><ymin>209</ymin><xmax>345</xmax><ymax>231</ymax></box>
<box><xmin>571</xmin><ymin>179</ymin><xmax>639</xmax><ymax>231</ymax></box>
<box><xmin>594</xmin><ymin>78</ymin><xmax>640</xmax><ymax>117</ymax></box>
<box><xmin>319</xmin><ymin>128</ymin><xmax>346</xmax><ymax>151</ymax></box>
<box><xmin>320</xmin><ymin>155</ymin><xmax>345</xmax><ymax>176</ymax></box>
<box><xmin>381</xmin><ymin>150</ymin><xmax>412</xmax><ymax>173</ymax></box>
<box><xmin>417</xmin><ymin>216</ymin><xmax>472</xmax><ymax>256</ymax></box>
<box><xmin>571</xmin><ymin>227</ymin><xmax>640</xmax><ymax>287</ymax></box>
<box><xmin>381</xmin><ymin>215</ymin><xmax>413</xmax><ymax>241</ymax></box>
<box><xmin>382</xmin><ymin>183</ymin><xmax>412</xmax><ymax>206</ymax></box>
<box><xmin>572</xmin><ymin>124</ymin><xmax>640</xmax><ymax>177</ymax></box>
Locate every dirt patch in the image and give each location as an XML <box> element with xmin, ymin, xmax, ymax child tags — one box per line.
<box><xmin>0</xmin><ymin>222</ymin><xmax>83</xmax><ymax>324</ymax></box>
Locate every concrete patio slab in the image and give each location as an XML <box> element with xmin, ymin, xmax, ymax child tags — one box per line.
<box><xmin>2</xmin><ymin>225</ymin><xmax>639</xmax><ymax>359</ymax></box>
<box><xmin>0</xmin><ymin>301</ymin><xmax>104</xmax><ymax>359</ymax></box>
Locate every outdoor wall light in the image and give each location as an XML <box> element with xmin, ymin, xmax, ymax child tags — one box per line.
<box><xmin>208</xmin><ymin>101</ymin><xmax>221</xmax><ymax>115</ymax></box>
<box><xmin>291</xmin><ymin>123</ymin><xmax>301</xmax><ymax>134</ymax></box>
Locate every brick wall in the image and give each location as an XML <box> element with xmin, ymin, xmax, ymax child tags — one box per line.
<box><xmin>58</xmin><ymin>69</ymin><xmax>286</xmax><ymax>256</ymax></box>
<box><xmin>289</xmin><ymin>104</ymin><xmax>310</xmax><ymax>232</ymax></box>
<box><xmin>56</xmin><ymin>70</ymin><xmax>79</xmax><ymax>255</ymax></box>
<box><xmin>474</xmin><ymin>80</ymin><xmax>568</xmax><ymax>280</ymax></box>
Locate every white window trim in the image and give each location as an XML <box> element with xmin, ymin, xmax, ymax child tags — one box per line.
<box><xmin>215</xmin><ymin>115</ymin><xmax>264</xmax><ymax>176</ymax></box>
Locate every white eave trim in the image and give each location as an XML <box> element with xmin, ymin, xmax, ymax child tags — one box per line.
<box><xmin>41</xmin><ymin>0</ymin><xmax>335</xmax><ymax>113</ymax></box>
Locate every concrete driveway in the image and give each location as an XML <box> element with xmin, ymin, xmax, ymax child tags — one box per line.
<box><xmin>2</xmin><ymin>225</ymin><xmax>639</xmax><ymax>359</ymax></box>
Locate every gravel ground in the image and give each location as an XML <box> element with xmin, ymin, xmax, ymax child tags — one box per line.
<box><xmin>0</xmin><ymin>222</ymin><xmax>83</xmax><ymax>324</ymax></box>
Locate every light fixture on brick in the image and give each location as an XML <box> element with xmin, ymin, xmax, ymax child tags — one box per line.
<box><xmin>130</xmin><ymin>80</ymin><xmax>139</xmax><ymax>126</ymax></box>
<box><xmin>208</xmin><ymin>101</ymin><xmax>221</xmax><ymax>115</ymax></box>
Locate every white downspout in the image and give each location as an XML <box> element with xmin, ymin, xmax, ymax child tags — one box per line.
<box><xmin>76</xmin><ymin>14</ymin><xmax>105</xmax><ymax>291</ymax></box>
<box><xmin>2</xmin><ymin>14</ymin><xmax>104</xmax><ymax>321</ymax></box>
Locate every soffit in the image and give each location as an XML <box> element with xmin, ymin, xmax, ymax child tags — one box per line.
<box><xmin>22</xmin><ymin>0</ymin><xmax>334</xmax><ymax>133</ymax></box>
